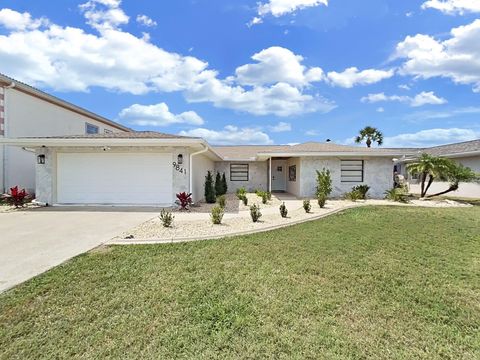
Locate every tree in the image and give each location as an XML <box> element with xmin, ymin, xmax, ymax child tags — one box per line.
<box><xmin>215</xmin><ymin>172</ymin><xmax>223</xmax><ymax>196</ymax></box>
<box><xmin>221</xmin><ymin>172</ymin><xmax>228</xmax><ymax>195</ymax></box>
<box><xmin>316</xmin><ymin>168</ymin><xmax>332</xmax><ymax>197</ymax></box>
<box><xmin>426</xmin><ymin>163</ymin><xmax>477</xmax><ymax>198</ymax></box>
<box><xmin>355</xmin><ymin>126</ymin><xmax>384</xmax><ymax>148</ymax></box>
<box><xmin>204</xmin><ymin>171</ymin><xmax>216</xmax><ymax>203</ymax></box>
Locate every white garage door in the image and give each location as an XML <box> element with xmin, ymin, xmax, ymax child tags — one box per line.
<box><xmin>57</xmin><ymin>152</ymin><xmax>173</xmax><ymax>205</ymax></box>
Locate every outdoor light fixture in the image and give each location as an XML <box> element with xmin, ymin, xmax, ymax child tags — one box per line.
<box><xmin>37</xmin><ymin>154</ymin><xmax>46</xmax><ymax>164</ymax></box>
<box><xmin>177</xmin><ymin>154</ymin><xmax>183</xmax><ymax>165</ymax></box>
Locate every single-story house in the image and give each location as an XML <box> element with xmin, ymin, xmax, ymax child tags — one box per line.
<box><xmin>0</xmin><ymin>132</ymin><xmax>415</xmax><ymax>206</ymax></box>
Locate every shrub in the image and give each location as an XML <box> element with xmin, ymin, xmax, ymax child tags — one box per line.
<box><xmin>215</xmin><ymin>172</ymin><xmax>223</xmax><ymax>196</ymax></box>
<box><xmin>204</xmin><ymin>171</ymin><xmax>216</xmax><ymax>203</ymax></box>
<box><xmin>256</xmin><ymin>190</ymin><xmax>269</xmax><ymax>204</ymax></box>
<box><xmin>261</xmin><ymin>192</ymin><xmax>268</xmax><ymax>204</ymax></box>
<box><xmin>240</xmin><ymin>195</ymin><xmax>248</xmax><ymax>206</ymax></box>
<box><xmin>159</xmin><ymin>209</ymin><xmax>174</xmax><ymax>228</ymax></box>
<box><xmin>303</xmin><ymin>199</ymin><xmax>312</xmax><ymax>213</ymax></box>
<box><xmin>221</xmin><ymin>172</ymin><xmax>228</xmax><ymax>195</ymax></box>
<box><xmin>250</xmin><ymin>204</ymin><xmax>262</xmax><ymax>222</ymax></box>
<box><xmin>352</xmin><ymin>185</ymin><xmax>370</xmax><ymax>199</ymax></box>
<box><xmin>279</xmin><ymin>202</ymin><xmax>288</xmax><ymax>218</ymax></box>
<box><xmin>317</xmin><ymin>193</ymin><xmax>327</xmax><ymax>208</ymax></box>
<box><xmin>344</xmin><ymin>190</ymin><xmax>362</xmax><ymax>202</ymax></box>
<box><xmin>176</xmin><ymin>192</ymin><xmax>192</xmax><ymax>210</ymax></box>
<box><xmin>236</xmin><ymin>187</ymin><xmax>246</xmax><ymax>199</ymax></box>
<box><xmin>210</xmin><ymin>205</ymin><xmax>224</xmax><ymax>225</ymax></box>
<box><xmin>384</xmin><ymin>187</ymin><xmax>409</xmax><ymax>203</ymax></box>
<box><xmin>266</xmin><ymin>191</ymin><xmax>272</xmax><ymax>201</ymax></box>
<box><xmin>316</xmin><ymin>168</ymin><xmax>332</xmax><ymax>198</ymax></box>
<box><xmin>1</xmin><ymin>186</ymin><xmax>30</xmax><ymax>208</ymax></box>
<box><xmin>217</xmin><ymin>194</ymin><xmax>226</xmax><ymax>208</ymax></box>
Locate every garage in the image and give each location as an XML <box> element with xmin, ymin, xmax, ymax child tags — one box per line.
<box><xmin>56</xmin><ymin>152</ymin><xmax>173</xmax><ymax>205</ymax></box>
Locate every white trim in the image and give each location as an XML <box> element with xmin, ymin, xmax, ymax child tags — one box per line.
<box><xmin>189</xmin><ymin>144</ymin><xmax>209</xmax><ymax>196</ymax></box>
<box><xmin>257</xmin><ymin>152</ymin><xmax>406</xmax><ymax>158</ymax></box>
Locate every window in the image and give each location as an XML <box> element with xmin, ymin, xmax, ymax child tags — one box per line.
<box><xmin>341</xmin><ymin>160</ymin><xmax>364</xmax><ymax>183</ymax></box>
<box><xmin>289</xmin><ymin>165</ymin><xmax>296</xmax><ymax>181</ymax></box>
<box><xmin>104</xmin><ymin>129</ymin><xmax>113</xmax><ymax>134</ymax></box>
<box><xmin>85</xmin><ymin>123</ymin><xmax>99</xmax><ymax>134</ymax></box>
<box><xmin>230</xmin><ymin>163</ymin><xmax>249</xmax><ymax>181</ymax></box>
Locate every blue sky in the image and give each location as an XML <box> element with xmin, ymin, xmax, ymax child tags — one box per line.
<box><xmin>1</xmin><ymin>0</ymin><xmax>480</xmax><ymax>146</ymax></box>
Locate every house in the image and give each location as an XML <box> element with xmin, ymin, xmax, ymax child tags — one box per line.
<box><xmin>0</xmin><ymin>132</ymin><xmax>413</xmax><ymax>206</ymax></box>
<box><xmin>0</xmin><ymin>74</ymin><xmax>130</xmax><ymax>195</ymax></box>
<box><xmin>396</xmin><ymin>139</ymin><xmax>480</xmax><ymax>198</ymax></box>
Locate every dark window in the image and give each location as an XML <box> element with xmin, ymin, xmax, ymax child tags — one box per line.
<box><xmin>341</xmin><ymin>160</ymin><xmax>364</xmax><ymax>183</ymax></box>
<box><xmin>289</xmin><ymin>165</ymin><xmax>296</xmax><ymax>181</ymax></box>
<box><xmin>104</xmin><ymin>129</ymin><xmax>113</xmax><ymax>134</ymax></box>
<box><xmin>230</xmin><ymin>163</ymin><xmax>249</xmax><ymax>181</ymax></box>
<box><xmin>86</xmin><ymin>123</ymin><xmax>99</xmax><ymax>134</ymax></box>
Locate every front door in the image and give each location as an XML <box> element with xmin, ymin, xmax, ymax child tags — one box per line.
<box><xmin>271</xmin><ymin>160</ymin><xmax>287</xmax><ymax>191</ymax></box>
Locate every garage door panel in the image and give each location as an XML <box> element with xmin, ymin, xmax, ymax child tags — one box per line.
<box><xmin>57</xmin><ymin>153</ymin><xmax>173</xmax><ymax>205</ymax></box>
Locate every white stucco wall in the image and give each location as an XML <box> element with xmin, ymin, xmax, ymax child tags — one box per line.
<box><xmin>286</xmin><ymin>157</ymin><xmax>301</xmax><ymax>196</ymax></box>
<box><xmin>192</xmin><ymin>153</ymin><xmax>214</xmax><ymax>203</ymax></box>
<box><xmin>456</xmin><ymin>155</ymin><xmax>480</xmax><ymax>173</ymax></box>
<box><xmin>2</xmin><ymin>88</ymin><xmax>126</xmax><ymax>194</ymax></box>
<box><xmin>300</xmin><ymin>157</ymin><xmax>394</xmax><ymax>199</ymax></box>
<box><xmin>215</xmin><ymin>161</ymin><xmax>268</xmax><ymax>193</ymax></box>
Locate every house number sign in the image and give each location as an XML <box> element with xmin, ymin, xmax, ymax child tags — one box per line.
<box><xmin>172</xmin><ymin>162</ymin><xmax>186</xmax><ymax>175</ymax></box>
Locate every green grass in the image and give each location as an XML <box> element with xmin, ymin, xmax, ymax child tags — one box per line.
<box><xmin>1</xmin><ymin>206</ymin><xmax>479</xmax><ymax>359</ymax></box>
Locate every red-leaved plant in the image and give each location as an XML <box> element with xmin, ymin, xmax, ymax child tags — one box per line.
<box><xmin>2</xmin><ymin>186</ymin><xmax>30</xmax><ymax>208</ymax></box>
<box><xmin>176</xmin><ymin>192</ymin><xmax>192</xmax><ymax>210</ymax></box>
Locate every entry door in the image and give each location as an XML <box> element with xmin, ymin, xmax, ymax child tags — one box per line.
<box><xmin>271</xmin><ymin>160</ymin><xmax>287</xmax><ymax>191</ymax></box>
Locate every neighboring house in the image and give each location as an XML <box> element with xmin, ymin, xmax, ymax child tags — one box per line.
<box><xmin>396</xmin><ymin>139</ymin><xmax>480</xmax><ymax>198</ymax></box>
<box><xmin>0</xmin><ymin>133</ymin><xmax>413</xmax><ymax>206</ymax></box>
<box><xmin>0</xmin><ymin>74</ymin><xmax>130</xmax><ymax>194</ymax></box>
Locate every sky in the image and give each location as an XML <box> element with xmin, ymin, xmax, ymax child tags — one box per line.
<box><xmin>0</xmin><ymin>0</ymin><xmax>480</xmax><ymax>147</ymax></box>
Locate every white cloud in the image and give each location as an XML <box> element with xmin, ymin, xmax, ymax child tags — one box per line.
<box><xmin>136</xmin><ymin>14</ymin><xmax>157</xmax><ymax>27</ymax></box>
<box><xmin>79</xmin><ymin>0</ymin><xmax>129</xmax><ymax>32</ymax></box>
<box><xmin>269</xmin><ymin>122</ymin><xmax>292</xmax><ymax>132</ymax></box>
<box><xmin>395</xmin><ymin>19</ymin><xmax>480</xmax><ymax>92</ymax></box>
<box><xmin>382</xmin><ymin>128</ymin><xmax>480</xmax><ymax>147</ymax></box>
<box><xmin>403</xmin><ymin>106</ymin><xmax>480</xmax><ymax>121</ymax></box>
<box><xmin>327</xmin><ymin>67</ymin><xmax>394</xmax><ymax>88</ymax></box>
<box><xmin>179</xmin><ymin>125</ymin><xmax>273</xmax><ymax>145</ymax></box>
<box><xmin>376</xmin><ymin>107</ymin><xmax>385</xmax><ymax>112</ymax></box>
<box><xmin>257</xmin><ymin>0</ymin><xmax>328</xmax><ymax>18</ymax></box>
<box><xmin>0</xmin><ymin>8</ymin><xmax>49</xmax><ymax>30</ymax></box>
<box><xmin>305</xmin><ymin>129</ymin><xmax>320</xmax><ymax>136</ymax></box>
<box><xmin>361</xmin><ymin>91</ymin><xmax>447</xmax><ymax>107</ymax></box>
<box><xmin>421</xmin><ymin>0</ymin><xmax>480</xmax><ymax>15</ymax></box>
<box><xmin>118</xmin><ymin>103</ymin><xmax>204</xmax><ymax>126</ymax></box>
<box><xmin>234</xmin><ymin>46</ymin><xmax>324</xmax><ymax>87</ymax></box>
<box><xmin>398</xmin><ymin>84</ymin><xmax>411</xmax><ymax>90</ymax></box>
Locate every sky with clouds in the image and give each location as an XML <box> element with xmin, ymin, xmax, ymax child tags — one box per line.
<box><xmin>0</xmin><ymin>0</ymin><xmax>479</xmax><ymax>147</ymax></box>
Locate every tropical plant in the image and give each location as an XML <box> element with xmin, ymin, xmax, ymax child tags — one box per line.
<box><xmin>236</xmin><ymin>187</ymin><xmax>246</xmax><ymax>199</ymax></box>
<box><xmin>303</xmin><ymin>199</ymin><xmax>312</xmax><ymax>213</ymax></box>
<box><xmin>210</xmin><ymin>205</ymin><xmax>224</xmax><ymax>225</ymax></box>
<box><xmin>159</xmin><ymin>209</ymin><xmax>174</xmax><ymax>227</ymax></box>
<box><xmin>266</xmin><ymin>191</ymin><xmax>272</xmax><ymax>201</ymax></box>
<box><xmin>1</xmin><ymin>186</ymin><xmax>30</xmax><ymax>208</ymax></box>
<box><xmin>279</xmin><ymin>202</ymin><xmax>288</xmax><ymax>218</ymax></box>
<box><xmin>250</xmin><ymin>204</ymin><xmax>262</xmax><ymax>222</ymax></box>
<box><xmin>204</xmin><ymin>171</ymin><xmax>216</xmax><ymax>203</ymax></box>
<box><xmin>352</xmin><ymin>185</ymin><xmax>370</xmax><ymax>199</ymax></box>
<box><xmin>217</xmin><ymin>194</ymin><xmax>226</xmax><ymax>208</ymax></box>
<box><xmin>221</xmin><ymin>172</ymin><xmax>228</xmax><ymax>195</ymax></box>
<box><xmin>317</xmin><ymin>193</ymin><xmax>327</xmax><ymax>208</ymax></box>
<box><xmin>240</xmin><ymin>195</ymin><xmax>248</xmax><ymax>206</ymax></box>
<box><xmin>316</xmin><ymin>168</ymin><xmax>332</xmax><ymax>197</ymax></box>
<box><xmin>215</xmin><ymin>172</ymin><xmax>223</xmax><ymax>196</ymax></box>
<box><xmin>427</xmin><ymin>163</ymin><xmax>477</xmax><ymax>198</ymax></box>
<box><xmin>344</xmin><ymin>190</ymin><xmax>362</xmax><ymax>202</ymax></box>
<box><xmin>384</xmin><ymin>187</ymin><xmax>409</xmax><ymax>203</ymax></box>
<box><xmin>355</xmin><ymin>126</ymin><xmax>384</xmax><ymax>148</ymax></box>
<box><xmin>407</xmin><ymin>154</ymin><xmax>456</xmax><ymax>197</ymax></box>
<box><xmin>176</xmin><ymin>192</ymin><xmax>192</xmax><ymax>210</ymax></box>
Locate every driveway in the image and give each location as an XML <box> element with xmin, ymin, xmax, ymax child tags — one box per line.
<box><xmin>0</xmin><ymin>207</ymin><xmax>157</xmax><ymax>293</ymax></box>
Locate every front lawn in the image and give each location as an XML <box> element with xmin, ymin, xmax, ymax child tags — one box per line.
<box><xmin>1</xmin><ymin>206</ymin><xmax>479</xmax><ymax>359</ymax></box>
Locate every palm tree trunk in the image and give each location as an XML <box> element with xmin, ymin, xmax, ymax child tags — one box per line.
<box><xmin>426</xmin><ymin>183</ymin><xmax>459</xmax><ymax>198</ymax></box>
<box><xmin>420</xmin><ymin>173</ymin><xmax>426</xmax><ymax>197</ymax></box>
<box><xmin>423</xmin><ymin>175</ymin><xmax>435</xmax><ymax>197</ymax></box>
<box><xmin>366</xmin><ymin>138</ymin><xmax>372</xmax><ymax>148</ymax></box>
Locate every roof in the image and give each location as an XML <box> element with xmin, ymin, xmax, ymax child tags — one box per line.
<box><xmin>422</xmin><ymin>139</ymin><xmax>480</xmax><ymax>157</ymax></box>
<box><xmin>23</xmin><ymin>131</ymin><xmax>198</xmax><ymax>140</ymax></box>
<box><xmin>212</xmin><ymin>145</ymin><xmax>291</xmax><ymax>160</ymax></box>
<box><xmin>0</xmin><ymin>73</ymin><xmax>131</xmax><ymax>132</ymax></box>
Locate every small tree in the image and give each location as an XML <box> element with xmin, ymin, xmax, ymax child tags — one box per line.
<box><xmin>204</xmin><ymin>171</ymin><xmax>216</xmax><ymax>203</ymax></box>
<box><xmin>427</xmin><ymin>163</ymin><xmax>477</xmax><ymax>198</ymax></box>
<box><xmin>316</xmin><ymin>168</ymin><xmax>332</xmax><ymax>197</ymax></box>
<box><xmin>407</xmin><ymin>154</ymin><xmax>453</xmax><ymax>197</ymax></box>
<box><xmin>215</xmin><ymin>172</ymin><xmax>223</xmax><ymax>196</ymax></box>
<box><xmin>355</xmin><ymin>126</ymin><xmax>383</xmax><ymax>148</ymax></box>
<box><xmin>221</xmin><ymin>172</ymin><xmax>228</xmax><ymax>195</ymax></box>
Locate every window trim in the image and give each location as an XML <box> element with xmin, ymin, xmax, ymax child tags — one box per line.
<box><xmin>85</xmin><ymin>122</ymin><xmax>99</xmax><ymax>134</ymax></box>
<box><xmin>230</xmin><ymin>163</ymin><xmax>249</xmax><ymax>182</ymax></box>
<box><xmin>340</xmin><ymin>159</ymin><xmax>364</xmax><ymax>183</ymax></box>
<box><xmin>288</xmin><ymin>165</ymin><xmax>296</xmax><ymax>182</ymax></box>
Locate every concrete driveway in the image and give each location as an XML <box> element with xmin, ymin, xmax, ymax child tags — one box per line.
<box><xmin>0</xmin><ymin>207</ymin><xmax>157</xmax><ymax>293</ymax></box>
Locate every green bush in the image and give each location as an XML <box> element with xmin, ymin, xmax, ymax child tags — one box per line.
<box><xmin>317</xmin><ymin>193</ymin><xmax>327</xmax><ymax>208</ymax></box>
<box><xmin>344</xmin><ymin>190</ymin><xmax>362</xmax><ymax>202</ymax></box>
<box><xmin>316</xmin><ymin>168</ymin><xmax>332</xmax><ymax>198</ymax></box>
<box><xmin>384</xmin><ymin>187</ymin><xmax>409</xmax><ymax>203</ymax></box>
<box><xmin>266</xmin><ymin>191</ymin><xmax>272</xmax><ymax>201</ymax></box>
<box><xmin>303</xmin><ymin>199</ymin><xmax>312</xmax><ymax>213</ymax></box>
<box><xmin>210</xmin><ymin>205</ymin><xmax>224</xmax><ymax>225</ymax></box>
<box><xmin>236</xmin><ymin>187</ymin><xmax>247</xmax><ymax>199</ymax></box>
<box><xmin>250</xmin><ymin>204</ymin><xmax>262</xmax><ymax>222</ymax></box>
<box><xmin>240</xmin><ymin>195</ymin><xmax>248</xmax><ymax>206</ymax></box>
<box><xmin>217</xmin><ymin>195</ymin><xmax>226</xmax><ymax>208</ymax></box>
<box><xmin>279</xmin><ymin>202</ymin><xmax>288</xmax><ymax>218</ymax></box>
<box><xmin>221</xmin><ymin>172</ymin><xmax>228</xmax><ymax>195</ymax></box>
<box><xmin>159</xmin><ymin>209</ymin><xmax>174</xmax><ymax>228</ymax></box>
<box><xmin>204</xmin><ymin>171</ymin><xmax>216</xmax><ymax>203</ymax></box>
<box><xmin>352</xmin><ymin>185</ymin><xmax>370</xmax><ymax>199</ymax></box>
<box><xmin>215</xmin><ymin>172</ymin><xmax>223</xmax><ymax>196</ymax></box>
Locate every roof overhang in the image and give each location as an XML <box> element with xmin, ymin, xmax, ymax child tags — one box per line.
<box><xmin>256</xmin><ymin>152</ymin><xmax>410</xmax><ymax>160</ymax></box>
<box><xmin>398</xmin><ymin>150</ymin><xmax>480</xmax><ymax>163</ymax></box>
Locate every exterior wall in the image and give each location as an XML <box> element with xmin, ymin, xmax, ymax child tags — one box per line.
<box><xmin>286</xmin><ymin>157</ymin><xmax>301</xmax><ymax>196</ymax></box>
<box><xmin>456</xmin><ymin>155</ymin><xmax>480</xmax><ymax>173</ymax></box>
<box><xmin>3</xmin><ymin>88</ymin><xmax>126</xmax><ymax>194</ymax></box>
<box><xmin>215</xmin><ymin>161</ymin><xmax>268</xmax><ymax>193</ymax></box>
<box><xmin>300</xmin><ymin>157</ymin><xmax>394</xmax><ymax>198</ymax></box>
<box><xmin>192</xmin><ymin>153</ymin><xmax>214</xmax><ymax>203</ymax></box>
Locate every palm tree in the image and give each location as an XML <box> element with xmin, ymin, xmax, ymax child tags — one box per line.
<box><xmin>406</xmin><ymin>154</ymin><xmax>454</xmax><ymax>198</ymax></box>
<box><xmin>355</xmin><ymin>126</ymin><xmax>383</xmax><ymax>148</ymax></box>
<box><xmin>426</xmin><ymin>163</ymin><xmax>477</xmax><ymax>198</ymax></box>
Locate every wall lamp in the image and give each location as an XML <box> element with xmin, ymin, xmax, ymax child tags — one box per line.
<box><xmin>37</xmin><ymin>154</ymin><xmax>46</xmax><ymax>164</ymax></box>
<box><xmin>177</xmin><ymin>154</ymin><xmax>183</xmax><ymax>165</ymax></box>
